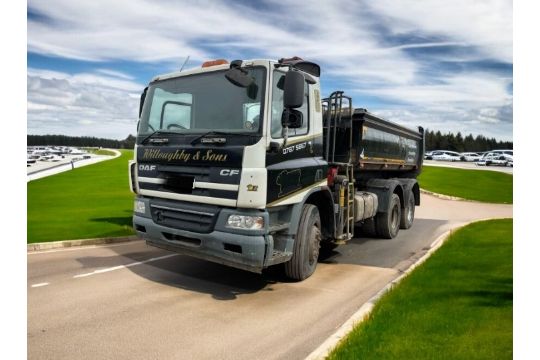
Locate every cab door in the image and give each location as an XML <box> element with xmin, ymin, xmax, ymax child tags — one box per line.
<box><xmin>265</xmin><ymin>69</ymin><xmax>326</xmax><ymax>206</ymax></box>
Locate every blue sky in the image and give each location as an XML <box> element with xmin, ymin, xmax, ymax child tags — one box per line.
<box><xmin>27</xmin><ymin>0</ymin><xmax>513</xmax><ymax>140</ymax></box>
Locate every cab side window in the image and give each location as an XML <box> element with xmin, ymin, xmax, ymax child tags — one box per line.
<box><xmin>271</xmin><ymin>71</ymin><xmax>309</xmax><ymax>138</ymax></box>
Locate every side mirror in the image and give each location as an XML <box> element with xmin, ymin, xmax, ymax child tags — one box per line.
<box><xmin>283</xmin><ymin>71</ymin><xmax>305</xmax><ymax>108</ymax></box>
<box><xmin>139</xmin><ymin>87</ymin><xmax>148</xmax><ymax>118</ymax></box>
<box><xmin>281</xmin><ymin>108</ymin><xmax>303</xmax><ymax>129</ymax></box>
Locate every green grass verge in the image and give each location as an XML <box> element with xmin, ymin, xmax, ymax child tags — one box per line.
<box><xmin>328</xmin><ymin>219</ymin><xmax>513</xmax><ymax>360</ymax></box>
<box><xmin>27</xmin><ymin>150</ymin><xmax>135</xmax><ymax>243</ymax></box>
<box><xmin>418</xmin><ymin>166</ymin><xmax>513</xmax><ymax>203</ymax></box>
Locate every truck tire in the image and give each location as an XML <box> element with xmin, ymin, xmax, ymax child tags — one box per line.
<box><xmin>400</xmin><ymin>191</ymin><xmax>415</xmax><ymax>229</ymax></box>
<box><xmin>284</xmin><ymin>204</ymin><xmax>321</xmax><ymax>281</ymax></box>
<box><xmin>376</xmin><ymin>193</ymin><xmax>401</xmax><ymax>239</ymax></box>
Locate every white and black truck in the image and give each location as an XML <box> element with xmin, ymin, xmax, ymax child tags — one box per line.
<box><xmin>130</xmin><ymin>57</ymin><xmax>424</xmax><ymax>280</ymax></box>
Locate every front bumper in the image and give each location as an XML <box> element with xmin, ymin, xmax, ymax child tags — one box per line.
<box><xmin>132</xmin><ymin>199</ymin><xmax>270</xmax><ymax>273</ymax></box>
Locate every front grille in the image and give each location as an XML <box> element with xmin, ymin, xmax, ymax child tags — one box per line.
<box><xmin>150</xmin><ymin>200</ymin><xmax>219</xmax><ymax>233</ymax></box>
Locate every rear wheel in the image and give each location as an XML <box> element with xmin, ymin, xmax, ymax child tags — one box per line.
<box><xmin>376</xmin><ymin>194</ymin><xmax>401</xmax><ymax>239</ymax></box>
<box><xmin>284</xmin><ymin>204</ymin><xmax>321</xmax><ymax>281</ymax></box>
<box><xmin>400</xmin><ymin>191</ymin><xmax>415</xmax><ymax>229</ymax></box>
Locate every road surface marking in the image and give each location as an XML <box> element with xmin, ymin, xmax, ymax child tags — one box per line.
<box><xmin>31</xmin><ymin>283</ymin><xmax>49</xmax><ymax>288</ymax></box>
<box><xmin>73</xmin><ymin>254</ymin><xmax>179</xmax><ymax>278</ymax></box>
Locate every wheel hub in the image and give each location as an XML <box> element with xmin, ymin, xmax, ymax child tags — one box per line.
<box><xmin>407</xmin><ymin>199</ymin><xmax>414</xmax><ymax>223</ymax></box>
<box><xmin>391</xmin><ymin>206</ymin><xmax>399</xmax><ymax>230</ymax></box>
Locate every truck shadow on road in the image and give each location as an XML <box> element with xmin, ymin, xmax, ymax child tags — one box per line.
<box><xmin>75</xmin><ymin>218</ymin><xmax>447</xmax><ymax>300</ymax></box>
<box><xmin>94</xmin><ymin>247</ymin><xmax>291</xmax><ymax>300</ymax></box>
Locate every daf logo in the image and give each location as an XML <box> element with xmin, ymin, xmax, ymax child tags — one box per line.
<box><xmin>220</xmin><ymin>169</ymin><xmax>240</xmax><ymax>176</ymax></box>
<box><xmin>139</xmin><ymin>164</ymin><xmax>156</xmax><ymax>171</ymax></box>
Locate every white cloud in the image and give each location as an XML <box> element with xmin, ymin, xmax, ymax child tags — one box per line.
<box><xmin>27</xmin><ymin>68</ymin><xmax>142</xmax><ymax>139</ymax></box>
<box><xmin>95</xmin><ymin>69</ymin><xmax>134</xmax><ymax>80</ymax></box>
<box><xmin>361</xmin><ymin>73</ymin><xmax>511</xmax><ymax>106</ymax></box>
<box><xmin>27</xmin><ymin>0</ymin><xmax>513</xmax><ymax>140</ymax></box>
<box><xmin>373</xmin><ymin>99</ymin><xmax>513</xmax><ymax>141</ymax></box>
<box><xmin>366</xmin><ymin>0</ymin><xmax>512</xmax><ymax>63</ymax></box>
<box><xmin>27</xmin><ymin>0</ymin><xmax>418</xmax><ymax>83</ymax></box>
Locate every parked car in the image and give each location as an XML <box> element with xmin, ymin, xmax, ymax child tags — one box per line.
<box><xmin>476</xmin><ymin>152</ymin><xmax>513</xmax><ymax>167</ymax></box>
<box><xmin>490</xmin><ymin>149</ymin><xmax>513</xmax><ymax>157</ymax></box>
<box><xmin>430</xmin><ymin>150</ymin><xmax>462</xmax><ymax>162</ymax></box>
<box><xmin>460</xmin><ymin>152</ymin><xmax>482</xmax><ymax>162</ymax></box>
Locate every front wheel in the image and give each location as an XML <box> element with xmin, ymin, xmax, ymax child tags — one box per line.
<box><xmin>284</xmin><ymin>204</ymin><xmax>321</xmax><ymax>281</ymax></box>
<box><xmin>376</xmin><ymin>194</ymin><xmax>401</xmax><ymax>239</ymax></box>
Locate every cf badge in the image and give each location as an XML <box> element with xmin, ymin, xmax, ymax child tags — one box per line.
<box><xmin>220</xmin><ymin>169</ymin><xmax>240</xmax><ymax>176</ymax></box>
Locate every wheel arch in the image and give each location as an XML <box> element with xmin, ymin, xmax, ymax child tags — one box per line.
<box><xmin>393</xmin><ymin>184</ymin><xmax>404</xmax><ymax>210</ymax></box>
<box><xmin>412</xmin><ymin>181</ymin><xmax>420</xmax><ymax>206</ymax></box>
<box><xmin>304</xmin><ymin>188</ymin><xmax>335</xmax><ymax>241</ymax></box>
<box><xmin>365</xmin><ymin>177</ymin><xmax>420</xmax><ymax>211</ymax></box>
<box><xmin>365</xmin><ymin>178</ymin><xmax>402</xmax><ymax>213</ymax></box>
<box><xmin>287</xmin><ymin>187</ymin><xmax>335</xmax><ymax>241</ymax></box>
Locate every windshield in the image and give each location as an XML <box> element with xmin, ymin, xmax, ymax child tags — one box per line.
<box><xmin>138</xmin><ymin>67</ymin><xmax>266</xmax><ymax>137</ymax></box>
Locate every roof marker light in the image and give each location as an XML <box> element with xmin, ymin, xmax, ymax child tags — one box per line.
<box><xmin>202</xmin><ymin>59</ymin><xmax>229</xmax><ymax>68</ymax></box>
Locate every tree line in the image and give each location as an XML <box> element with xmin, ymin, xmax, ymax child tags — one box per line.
<box><xmin>425</xmin><ymin>130</ymin><xmax>512</xmax><ymax>153</ymax></box>
<box><xmin>27</xmin><ymin>134</ymin><xmax>136</xmax><ymax>149</ymax></box>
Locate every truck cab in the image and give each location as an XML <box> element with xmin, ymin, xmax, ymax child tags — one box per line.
<box><xmin>130</xmin><ymin>58</ymin><xmax>423</xmax><ymax>280</ymax></box>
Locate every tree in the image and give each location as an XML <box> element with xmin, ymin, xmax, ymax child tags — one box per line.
<box><xmin>424</xmin><ymin>131</ymin><xmax>512</xmax><ymax>152</ymax></box>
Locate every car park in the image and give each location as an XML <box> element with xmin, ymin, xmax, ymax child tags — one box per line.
<box><xmin>429</xmin><ymin>150</ymin><xmax>461</xmax><ymax>161</ymax></box>
<box><xmin>491</xmin><ymin>150</ymin><xmax>513</xmax><ymax>164</ymax></box>
<box><xmin>490</xmin><ymin>149</ymin><xmax>513</xmax><ymax>157</ymax></box>
<box><xmin>476</xmin><ymin>152</ymin><xmax>513</xmax><ymax>167</ymax></box>
<box><xmin>460</xmin><ymin>152</ymin><xmax>482</xmax><ymax>162</ymax></box>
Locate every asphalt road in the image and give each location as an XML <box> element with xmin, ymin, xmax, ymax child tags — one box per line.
<box><xmin>27</xmin><ymin>194</ymin><xmax>512</xmax><ymax>360</ymax></box>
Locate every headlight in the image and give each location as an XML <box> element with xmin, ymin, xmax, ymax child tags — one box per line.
<box><xmin>134</xmin><ymin>200</ymin><xmax>146</xmax><ymax>214</ymax></box>
<box><xmin>226</xmin><ymin>215</ymin><xmax>264</xmax><ymax>230</ymax></box>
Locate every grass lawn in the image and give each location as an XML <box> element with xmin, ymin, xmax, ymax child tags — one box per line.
<box><xmin>328</xmin><ymin>219</ymin><xmax>513</xmax><ymax>360</ymax></box>
<box><xmin>27</xmin><ymin>150</ymin><xmax>135</xmax><ymax>243</ymax></box>
<box><xmin>418</xmin><ymin>166</ymin><xmax>513</xmax><ymax>203</ymax></box>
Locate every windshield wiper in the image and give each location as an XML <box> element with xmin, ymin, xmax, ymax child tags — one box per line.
<box><xmin>190</xmin><ymin>131</ymin><xmax>253</xmax><ymax>145</ymax></box>
<box><xmin>140</xmin><ymin>130</ymin><xmax>181</xmax><ymax>145</ymax></box>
